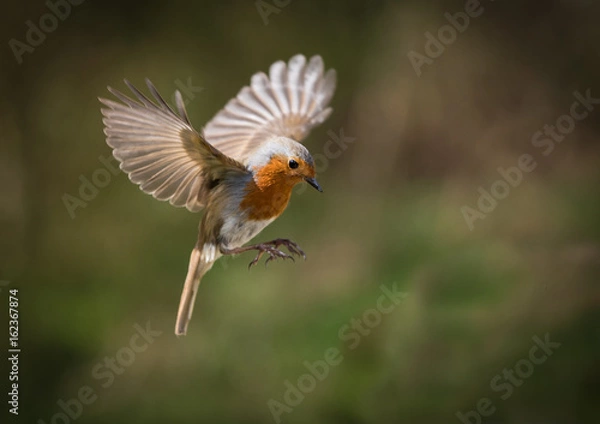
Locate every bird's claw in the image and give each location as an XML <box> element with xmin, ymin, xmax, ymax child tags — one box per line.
<box><xmin>248</xmin><ymin>245</ymin><xmax>294</xmax><ymax>269</ymax></box>
<box><xmin>270</xmin><ymin>239</ymin><xmax>307</xmax><ymax>260</ymax></box>
<box><xmin>264</xmin><ymin>249</ymin><xmax>294</xmax><ymax>267</ymax></box>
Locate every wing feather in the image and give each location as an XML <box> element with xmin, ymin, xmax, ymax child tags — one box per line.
<box><xmin>203</xmin><ymin>54</ymin><xmax>337</xmax><ymax>162</ymax></box>
<box><xmin>100</xmin><ymin>80</ymin><xmax>246</xmax><ymax>212</ymax></box>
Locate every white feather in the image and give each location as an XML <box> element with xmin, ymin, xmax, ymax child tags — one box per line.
<box><xmin>203</xmin><ymin>54</ymin><xmax>337</xmax><ymax>163</ymax></box>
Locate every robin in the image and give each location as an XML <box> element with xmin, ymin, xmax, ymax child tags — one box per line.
<box><xmin>99</xmin><ymin>54</ymin><xmax>336</xmax><ymax>335</ymax></box>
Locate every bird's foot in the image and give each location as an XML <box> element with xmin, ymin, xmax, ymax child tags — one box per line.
<box><xmin>264</xmin><ymin>238</ymin><xmax>307</xmax><ymax>260</ymax></box>
<box><xmin>222</xmin><ymin>239</ymin><xmax>306</xmax><ymax>268</ymax></box>
<box><xmin>247</xmin><ymin>244</ymin><xmax>294</xmax><ymax>269</ymax></box>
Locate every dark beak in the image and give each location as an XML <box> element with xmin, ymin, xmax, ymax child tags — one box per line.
<box><xmin>305</xmin><ymin>177</ymin><xmax>323</xmax><ymax>192</ymax></box>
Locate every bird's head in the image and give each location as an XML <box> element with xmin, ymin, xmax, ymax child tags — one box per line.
<box><xmin>247</xmin><ymin>137</ymin><xmax>322</xmax><ymax>192</ymax></box>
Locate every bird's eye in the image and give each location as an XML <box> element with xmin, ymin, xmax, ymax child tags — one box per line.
<box><xmin>288</xmin><ymin>159</ymin><xmax>299</xmax><ymax>169</ymax></box>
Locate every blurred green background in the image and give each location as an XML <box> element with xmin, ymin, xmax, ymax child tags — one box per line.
<box><xmin>1</xmin><ymin>0</ymin><xmax>599</xmax><ymax>423</ymax></box>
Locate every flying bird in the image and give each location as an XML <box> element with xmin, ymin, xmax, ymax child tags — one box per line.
<box><xmin>99</xmin><ymin>54</ymin><xmax>337</xmax><ymax>335</ymax></box>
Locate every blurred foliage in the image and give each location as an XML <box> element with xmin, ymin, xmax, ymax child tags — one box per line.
<box><xmin>1</xmin><ymin>0</ymin><xmax>599</xmax><ymax>423</ymax></box>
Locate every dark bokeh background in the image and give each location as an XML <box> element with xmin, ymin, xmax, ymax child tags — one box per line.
<box><xmin>1</xmin><ymin>0</ymin><xmax>599</xmax><ymax>423</ymax></box>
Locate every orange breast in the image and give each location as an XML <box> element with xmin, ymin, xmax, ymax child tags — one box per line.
<box><xmin>240</xmin><ymin>158</ymin><xmax>299</xmax><ymax>220</ymax></box>
<box><xmin>240</xmin><ymin>178</ymin><xmax>295</xmax><ymax>220</ymax></box>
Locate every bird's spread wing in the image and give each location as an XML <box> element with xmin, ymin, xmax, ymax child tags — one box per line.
<box><xmin>202</xmin><ymin>54</ymin><xmax>337</xmax><ymax>162</ymax></box>
<box><xmin>100</xmin><ymin>79</ymin><xmax>246</xmax><ymax>212</ymax></box>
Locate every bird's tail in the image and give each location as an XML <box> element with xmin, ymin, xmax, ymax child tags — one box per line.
<box><xmin>175</xmin><ymin>243</ymin><xmax>215</xmax><ymax>336</ymax></box>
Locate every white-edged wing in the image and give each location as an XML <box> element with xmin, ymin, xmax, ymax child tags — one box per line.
<box><xmin>203</xmin><ymin>54</ymin><xmax>337</xmax><ymax>162</ymax></box>
<box><xmin>99</xmin><ymin>79</ymin><xmax>245</xmax><ymax>212</ymax></box>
